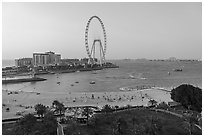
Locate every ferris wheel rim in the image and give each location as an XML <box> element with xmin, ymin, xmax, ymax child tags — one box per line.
<box><xmin>85</xmin><ymin>16</ymin><xmax>107</xmax><ymax>59</ymax></box>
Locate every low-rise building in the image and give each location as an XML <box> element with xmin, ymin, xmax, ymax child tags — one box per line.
<box><xmin>15</xmin><ymin>58</ymin><xmax>33</xmax><ymax>67</ymax></box>
<box><xmin>60</xmin><ymin>59</ymin><xmax>80</xmax><ymax>65</ymax></box>
<box><xmin>168</xmin><ymin>101</ymin><xmax>181</xmax><ymax>108</ymax></box>
<box><xmin>2</xmin><ymin>67</ymin><xmax>18</xmax><ymax>76</ymax></box>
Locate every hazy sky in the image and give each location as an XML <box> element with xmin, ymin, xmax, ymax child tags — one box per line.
<box><xmin>2</xmin><ymin>2</ymin><xmax>202</xmax><ymax>60</ymax></box>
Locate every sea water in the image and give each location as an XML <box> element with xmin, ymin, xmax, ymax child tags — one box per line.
<box><xmin>2</xmin><ymin>60</ymin><xmax>202</xmax><ymax>93</ymax></box>
<box><xmin>2</xmin><ymin>60</ymin><xmax>15</xmax><ymax>68</ymax></box>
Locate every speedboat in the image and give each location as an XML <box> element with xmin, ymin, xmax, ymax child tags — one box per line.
<box><xmin>129</xmin><ymin>75</ymin><xmax>135</xmax><ymax>79</ymax></box>
<box><xmin>90</xmin><ymin>81</ymin><xmax>95</xmax><ymax>84</ymax></box>
<box><xmin>119</xmin><ymin>87</ymin><xmax>125</xmax><ymax>91</ymax></box>
<box><xmin>173</xmin><ymin>68</ymin><xmax>182</xmax><ymax>72</ymax></box>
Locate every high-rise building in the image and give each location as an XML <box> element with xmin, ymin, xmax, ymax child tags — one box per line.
<box><xmin>33</xmin><ymin>53</ymin><xmax>49</xmax><ymax>66</ymax></box>
<box><xmin>55</xmin><ymin>54</ymin><xmax>61</xmax><ymax>64</ymax></box>
<box><xmin>33</xmin><ymin>51</ymin><xmax>61</xmax><ymax>66</ymax></box>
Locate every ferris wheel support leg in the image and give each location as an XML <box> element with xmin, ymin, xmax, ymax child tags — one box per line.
<box><xmin>90</xmin><ymin>43</ymin><xmax>94</xmax><ymax>56</ymax></box>
<box><xmin>90</xmin><ymin>45</ymin><xmax>94</xmax><ymax>63</ymax></box>
<box><xmin>90</xmin><ymin>41</ymin><xmax>96</xmax><ymax>65</ymax></box>
<box><xmin>100</xmin><ymin>43</ymin><xmax>106</xmax><ymax>65</ymax></box>
<box><xmin>93</xmin><ymin>44</ymin><xmax>96</xmax><ymax>64</ymax></box>
<box><xmin>100</xmin><ymin>44</ymin><xmax>102</xmax><ymax>66</ymax></box>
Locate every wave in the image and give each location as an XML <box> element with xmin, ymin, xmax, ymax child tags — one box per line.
<box><xmin>119</xmin><ymin>85</ymin><xmax>152</xmax><ymax>91</ymax></box>
<box><xmin>105</xmin><ymin>73</ymin><xmax>147</xmax><ymax>80</ymax></box>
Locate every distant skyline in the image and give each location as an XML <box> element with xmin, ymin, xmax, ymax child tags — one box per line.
<box><xmin>2</xmin><ymin>2</ymin><xmax>202</xmax><ymax>60</ymax></box>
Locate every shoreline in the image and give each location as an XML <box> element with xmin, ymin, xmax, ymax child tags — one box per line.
<box><xmin>2</xmin><ymin>64</ymin><xmax>119</xmax><ymax>77</ymax></box>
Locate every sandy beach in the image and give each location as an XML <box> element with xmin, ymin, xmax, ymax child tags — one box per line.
<box><xmin>2</xmin><ymin>88</ymin><xmax>173</xmax><ymax>119</ymax></box>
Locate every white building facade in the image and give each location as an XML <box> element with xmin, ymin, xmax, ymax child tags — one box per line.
<box><xmin>33</xmin><ymin>51</ymin><xmax>61</xmax><ymax>67</ymax></box>
<box><xmin>15</xmin><ymin>58</ymin><xmax>33</xmax><ymax>67</ymax></box>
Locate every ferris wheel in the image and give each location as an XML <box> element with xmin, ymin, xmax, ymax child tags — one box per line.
<box><xmin>85</xmin><ymin>16</ymin><xmax>107</xmax><ymax>65</ymax></box>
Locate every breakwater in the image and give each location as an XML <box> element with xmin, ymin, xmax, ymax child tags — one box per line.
<box><xmin>2</xmin><ymin>77</ymin><xmax>47</xmax><ymax>84</ymax></box>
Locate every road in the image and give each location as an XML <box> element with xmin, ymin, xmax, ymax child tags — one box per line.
<box><xmin>194</xmin><ymin>124</ymin><xmax>202</xmax><ymax>130</ymax></box>
<box><xmin>154</xmin><ymin>108</ymin><xmax>183</xmax><ymax>118</ymax></box>
<box><xmin>57</xmin><ymin>122</ymin><xmax>64</xmax><ymax>135</ymax></box>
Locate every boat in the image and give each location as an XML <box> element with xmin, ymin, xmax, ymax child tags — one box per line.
<box><xmin>129</xmin><ymin>75</ymin><xmax>135</xmax><ymax>79</ymax></box>
<box><xmin>90</xmin><ymin>81</ymin><xmax>95</xmax><ymax>84</ymax></box>
<box><xmin>57</xmin><ymin>82</ymin><xmax>60</xmax><ymax>84</ymax></box>
<box><xmin>119</xmin><ymin>87</ymin><xmax>125</xmax><ymax>91</ymax></box>
<box><xmin>140</xmin><ymin>77</ymin><xmax>147</xmax><ymax>80</ymax></box>
<box><xmin>173</xmin><ymin>59</ymin><xmax>183</xmax><ymax>72</ymax></box>
<box><xmin>173</xmin><ymin>68</ymin><xmax>182</xmax><ymax>72</ymax></box>
<box><xmin>75</xmin><ymin>81</ymin><xmax>79</xmax><ymax>83</ymax></box>
<box><xmin>119</xmin><ymin>87</ymin><xmax>133</xmax><ymax>91</ymax></box>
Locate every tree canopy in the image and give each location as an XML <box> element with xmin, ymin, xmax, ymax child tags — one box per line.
<box><xmin>15</xmin><ymin>111</ymin><xmax>57</xmax><ymax>135</ymax></box>
<box><xmin>82</xmin><ymin>107</ymin><xmax>93</xmax><ymax>121</ymax></box>
<box><xmin>101</xmin><ymin>104</ymin><xmax>113</xmax><ymax>113</ymax></box>
<box><xmin>171</xmin><ymin>84</ymin><xmax>202</xmax><ymax>112</ymax></box>
<box><xmin>17</xmin><ymin>113</ymin><xmax>37</xmax><ymax>134</ymax></box>
<box><xmin>52</xmin><ymin>100</ymin><xmax>65</xmax><ymax>120</ymax></box>
<box><xmin>34</xmin><ymin>104</ymin><xmax>47</xmax><ymax>118</ymax></box>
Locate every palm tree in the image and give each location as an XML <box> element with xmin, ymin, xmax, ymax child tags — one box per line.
<box><xmin>81</xmin><ymin>106</ymin><xmax>93</xmax><ymax>124</ymax></box>
<box><xmin>156</xmin><ymin>101</ymin><xmax>169</xmax><ymax>110</ymax></box>
<box><xmin>34</xmin><ymin>103</ymin><xmax>47</xmax><ymax>118</ymax></box>
<box><xmin>102</xmin><ymin>104</ymin><xmax>113</xmax><ymax>113</ymax></box>
<box><xmin>148</xmin><ymin>99</ymin><xmax>158</xmax><ymax>107</ymax></box>
<box><xmin>52</xmin><ymin>100</ymin><xmax>60</xmax><ymax>107</ymax></box>
<box><xmin>52</xmin><ymin>100</ymin><xmax>65</xmax><ymax>121</ymax></box>
<box><xmin>184</xmin><ymin>115</ymin><xmax>197</xmax><ymax>134</ymax></box>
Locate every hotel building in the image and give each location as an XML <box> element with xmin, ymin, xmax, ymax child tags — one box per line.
<box><xmin>15</xmin><ymin>58</ymin><xmax>33</xmax><ymax>67</ymax></box>
<box><xmin>33</xmin><ymin>51</ymin><xmax>61</xmax><ymax>67</ymax></box>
